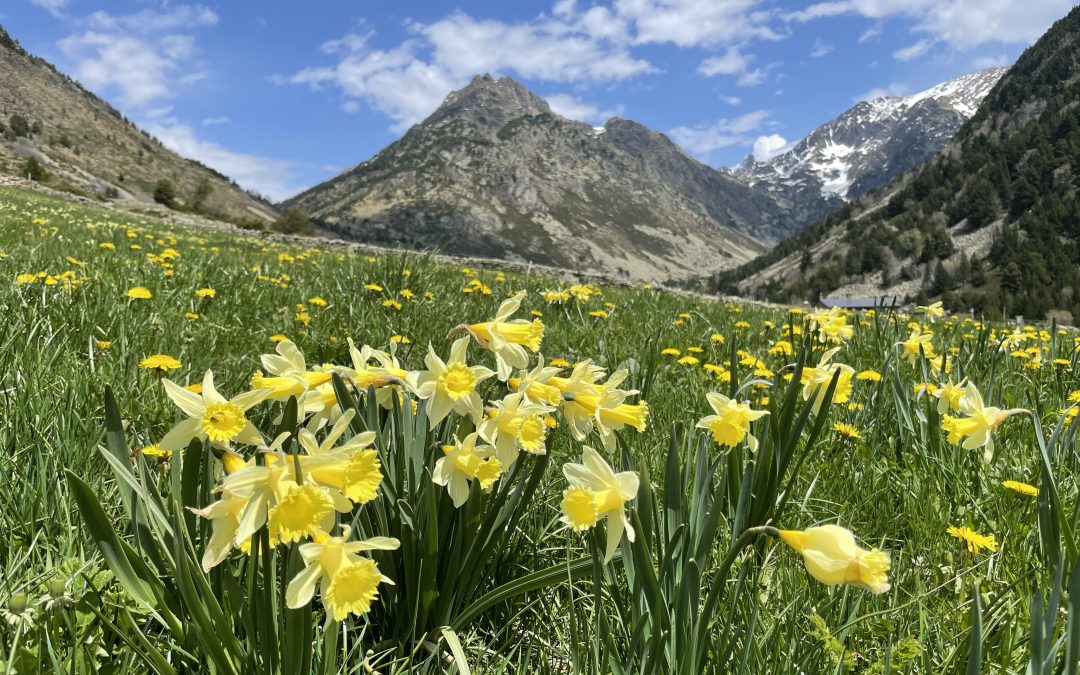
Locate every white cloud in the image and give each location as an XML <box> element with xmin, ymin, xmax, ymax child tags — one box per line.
<box><xmin>278</xmin><ymin>11</ymin><xmax>654</xmax><ymax>131</ymax></box>
<box><xmin>58</xmin><ymin>4</ymin><xmax>217</xmax><ymax>109</ymax></box>
<box><xmin>668</xmin><ymin>109</ymin><xmax>770</xmax><ymax>155</ymax></box>
<box><xmin>788</xmin><ymin>0</ymin><xmax>1074</xmax><ymax>50</ymax></box>
<box><xmin>616</xmin><ymin>0</ymin><xmax>783</xmax><ymax>48</ymax></box>
<box><xmin>698</xmin><ymin>47</ymin><xmax>751</xmax><ymax>76</ymax></box>
<box><xmin>854</xmin><ymin>82</ymin><xmax>911</xmax><ymax>102</ymax></box>
<box><xmin>892</xmin><ymin>39</ymin><xmax>931</xmax><ymax>61</ymax></box>
<box><xmin>546</xmin><ymin>93</ymin><xmax>624</xmax><ymax>123</ymax></box>
<box><xmin>30</xmin><ymin>0</ymin><xmax>69</xmax><ymax>18</ymax></box>
<box><xmin>810</xmin><ymin>39</ymin><xmax>833</xmax><ymax>58</ymax></box>
<box><xmin>720</xmin><ymin>94</ymin><xmax>742</xmax><ymax>105</ymax></box>
<box><xmin>144</xmin><ymin>122</ymin><xmax>304</xmax><ymax>201</ymax></box>
<box><xmin>202</xmin><ymin>116</ymin><xmax>231</xmax><ymax>126</ymax></box>
<box><xmin>59</xmin><ymin>32</ymin><xmax>176</xmax><ymax>107</ymax></box>
<box><xmin>86</xmin><ymin>5</ymin><xmax>219</xmax><ymax>33</ymax></box>
<box><xmin>859</xmin><ymin>22</ymin><xmax>883</xmax><ymax>42</ymax></box>
<box><xmin>698</xmin><ymin>46</ymin><xmax>773</xmax><ymax>86</ymax></box>
<box><xmin>752</xmin><ymin>133</ymin><xmax>792</xmax><ymax>161</ymax></box>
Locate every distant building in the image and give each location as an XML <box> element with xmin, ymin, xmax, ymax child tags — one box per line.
<box><xmin>818</xmin><ymin>296</ymin><xmax>899</xmax><ymax>310</ymax></box>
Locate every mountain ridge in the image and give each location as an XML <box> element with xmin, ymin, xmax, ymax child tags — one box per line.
<box><xmin>285</xmin><ymin>74</ymin><xmax>800</xmax><ymax>282</ymax></box>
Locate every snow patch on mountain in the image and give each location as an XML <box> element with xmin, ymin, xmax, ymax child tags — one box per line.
<box><xmin>731</xmin><ymin>67</ymin><xmax>1006</xmax><ymax>229</ymax></box>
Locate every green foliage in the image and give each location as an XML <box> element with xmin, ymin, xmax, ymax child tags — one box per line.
<box><xmin>23</xmin><ymin>156</ymin><xmax>47</xmax><ymax>182</ymax></box>
<box><xmin>152</xmin><ymin>178</ymin><xmax>176</xmax><ymax>209</ymax></box>
<box><xmin>274</xmin><ymin>208</ymin><xmax>314</xmax><ymax>236</ymax></box>
<box><xmin>189</xmin><ymin>178</ymin><xmax>213</xmax><ymax>213</ymax></box>
<box><xmin>8</xmin><ymin>114</ymin><xmax>30</xmax><ymax>138</ymax></box>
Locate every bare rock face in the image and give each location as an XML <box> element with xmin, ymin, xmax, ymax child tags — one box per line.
<box><xmin>732</xmin><ymin>68</ymin><xmax>1007</xmax><ymax>232</ymax></box>
<box><xmin>0</xmin><ymin>25</ymin><xmax>277</xmax><ymax>222</ymax></box>
<box><xmin>285</xmin><ymin>74</ymin><xmax>798</xmax><ymax>282</ymax></box>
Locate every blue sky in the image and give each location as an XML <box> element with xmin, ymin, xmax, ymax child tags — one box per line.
<box><xmin>3</xmin><ymin>0</ymin><xmax>1076</xmax><ymax>201</ymax></box>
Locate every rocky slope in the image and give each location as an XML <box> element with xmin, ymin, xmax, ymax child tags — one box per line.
<box><xmin>716</xmin><ymin>6</ymin><xmax>1080</xmax><ymax>321</ymax></box>
<box><xmin>732</xmin><ymin>68</ymin><xmax>1006</xmax><ymax>229</ymax></box>
<box><xmin>285</xmin><ymin>75</ymin><xmax>800</xmax><ymax>282</ymax></box>
<box><xmin>0</xmin><ymin>25</ymin><xmax>276</xmax><ymax>223</ymax></box>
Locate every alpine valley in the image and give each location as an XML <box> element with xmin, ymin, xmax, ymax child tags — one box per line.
<box><xmin>718</xmin><ymin>7</ymin><xmax>1080</xmax><ymax>322</ymax></box>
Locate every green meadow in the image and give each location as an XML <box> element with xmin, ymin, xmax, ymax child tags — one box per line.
<box><xmin>0</xmin><ymin>184</ymin><xmax>1077</xmax><ymax>673</ymax></box>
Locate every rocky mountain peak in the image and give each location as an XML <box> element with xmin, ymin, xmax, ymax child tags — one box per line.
<box><xmin>424</xmin><ymin>74</ymin><xmax>552</xmax><ymax>127</ymax></box>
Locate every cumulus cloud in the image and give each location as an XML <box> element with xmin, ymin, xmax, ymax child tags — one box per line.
<box><xmin>698</xmin><ymin>46</ymin><xmax>774</xmax><ymax>86</ymax></box>
<box><xmin>617</xmin><ymin>0</ymin><xmax>783</xmax><ymax>48</ymax></box>
<box><xmin>144</xmin><ymin>122</ymin><xmax>305</xmax><ymax>202</ymax></box>
<box><xmin>546</xmin><ymin>93</ymin><xmax>624</xmax><ymax>124</ymax></box>
<box><xmin>277</xmin><ymin>11</ymin><xmax>654</xmax><ymax>131</ymax></box>
<box><xmin>59</xmin><ymin>4</ymin><xmax>217</xmax><ymax>109</ymax></box>
<box><xmin>667</xmin><ymin>110</ymin><xmax>771</xmax><ymax>155</ymax></box>
<box><xmin>752</xmin><ymin>133</ymin><xmax>792</xmax><ymax>161</ymax></box>
<box><xmin>787</xmin><ymin>0</ymin><xmax>1074</xmax><ymax>50</ymax></box>
<box><xmin>59</xmin><ymin>32</ymin><xmax>177</xmax><ymax>107</ymax></box>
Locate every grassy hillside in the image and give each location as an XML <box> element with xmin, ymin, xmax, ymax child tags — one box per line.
<box><xmin>0</xmin><ymin>25</ymin><xmax>277</xmax><ymax>225</ymax></box>
<box><xmin>1</xmin><ymin>185</ymin><xmax>1079</xmax><ymax>672</ymax></box>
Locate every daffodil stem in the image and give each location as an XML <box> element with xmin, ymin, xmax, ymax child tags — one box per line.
<box><xmin>715</xmin><ymin>525</ymin><xmax>780</xmax><ymax>581</ymax></box>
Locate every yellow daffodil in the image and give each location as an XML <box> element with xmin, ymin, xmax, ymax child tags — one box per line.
<box><xmin>801</xmin><ymin>348</ymin><xmax>855</xmax><ymax>413</ymax></box>
<box><xmin>463</xmin><ymin>291</ymin><xmax>545</xmax><ymax>381</ymax></box>
<box><xmin>917</xmin><ymin>301</ymin><xmax>945</xmax><ymax>321</ymax></box>
<box><xmin>808</xmin><ymin>307</ymin><xmax>853</xmax><ymax>344</ymax></box>
<box><xmin>285</xmin><ymin>525</ymin><xmax>399</xmax><ymax>620</ymax></box>
<box><xmin>942</xmin><ymin>384</ymin><xmax>1025</xmax><ymax>461</ymax></box>
<box><xmin>931</xmin><ymin>379</ymin><xmax>967</xmax><ymax>415</ymax></box>
<box><xmin>899</xmin><ymin>326</ymin><xmax>935</xmax><ymax>364</ymax></box>
<box><xmin>478</xmin><ymin>392</ymin><xmax>555</xmax><ymax>466</ymax></box>
<box><xmin>779</xmin><ymin>525</ymin><xmax>891</xmax><ymax>594</ymax></box>
<box><xmin>159</xmin><ymin>371</ymin><xmax>270</xmax><ymax>451</ymax></box>
<box><xmin>432</xmin><ymin>433</ymin><xmax>502</xmax><ymax>507</ymax></box>
<box><xmin>561</xmin><ymin>446</ymin><xmax>639</xmax><ymax>563</ymax></box>
<box><xmin>250</xmin><ymin>340</ymin><xmax>332</xmax><ymax>404</ymax></box>
<box><xmin>409</xmin><ymin>337</ymin><xmax>495</xmax><ymax>426</ymax></box>
<box><xmin>696</xmin><ymin>392</ymin><xmax>769</xmax><ymax>451</ymax></box>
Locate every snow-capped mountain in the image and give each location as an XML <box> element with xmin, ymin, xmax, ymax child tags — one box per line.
<box><xmin>732</xmin><ymin>67</ymin><xmax>1007</xmax><ymax>230</ymax></box>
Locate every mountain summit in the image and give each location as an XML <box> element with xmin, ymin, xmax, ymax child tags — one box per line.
<box><xmin>285</xmin><ymin>75</ymin><xmax>799</xmax><ymax>281</ymax></box>
<box><xmin>733</xmin><ymin>67</ymin><xmax>1006</xmax><ymax>229</ymax></box>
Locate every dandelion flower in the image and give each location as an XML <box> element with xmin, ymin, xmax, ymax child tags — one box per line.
<box><xmin>127</xmin><ymin>286</ymin><xmax>152</xmax><ymax>300</ymax></box>
<box><xmin>947</xmin><ymin>525</ymin><xmax>998</xmax><ymax>554</ymax></box>
<box><xmin>833</xmin><ymin>422</ymin><xmax>861</xmax><ymax>439</ymax></box>
<box><xmin>1001</xmin><ymin>480</ymin><xmax>1038</xmax><ymax>497</ymax></box>
<box><xmin>196</xmin><ymin>288</ymin><xmax>216</xmax><ymax>298</ymax></box>
<box><xmin>139</xmin><ymin>354</ymin><xmax>182</xmax><ymax>373</ymax></box>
